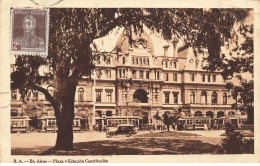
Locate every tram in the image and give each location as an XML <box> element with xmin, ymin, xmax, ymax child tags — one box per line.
<box><xmin>38</xmin><ymin>116</ymin><xmax>82</xmax><ymax>132</ymax></box>
<box><xmin>95</xmin><ymin>116</ymin><xmax>141</xmax><ymax>131</ymax></box>
<box><xmin>11</xmin><ymin>116</ymin><xmax>31</xmax><ymax>133</ymax></box>
<box><xmin>178</xmin><ymin>116</ymin><xmax>212</xmax><ymax>130</ymax></box>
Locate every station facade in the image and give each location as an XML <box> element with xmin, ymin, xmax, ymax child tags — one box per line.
<box><xmin>11</xmin><ymin>30</ymin><xmax>244</xmax><ymax>131</ymax></box>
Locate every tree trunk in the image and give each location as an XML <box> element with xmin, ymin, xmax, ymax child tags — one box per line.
<box><xmin>54</xmin><ymin>80</ymin><xmax>76</xmax><ymax>150</ymax></box>
<box><xmin>247</xmin><ymin>106</ymin><xmax>254</xmax><ymax>124</ymax></box>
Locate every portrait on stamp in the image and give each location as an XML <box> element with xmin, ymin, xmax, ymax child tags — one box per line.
<box><xmin>11</xmin><ymin>8</ymin><xmax>49</xmax><ymax>54</ymax></box>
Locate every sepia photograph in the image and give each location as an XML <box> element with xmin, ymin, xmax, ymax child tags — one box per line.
<box><xmin>0</xmin><ymin>0</ymin><xmax>259</xmax><ymax>162</ymax></box>
<box><xmin>9</xmin><ymin>8</ymin><xmax>255</xmax><ymax>157</ymax></box>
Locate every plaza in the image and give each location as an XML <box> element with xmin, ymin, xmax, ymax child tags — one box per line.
<box><xmin>11</xmin><ymin>130</ymin><xmax>227</xmax><ymax>155</ymax></box>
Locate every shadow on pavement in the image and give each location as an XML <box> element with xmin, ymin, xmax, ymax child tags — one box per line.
<box><xmin>39</xmin><ymin>137</ymin><xmax>220</xmax><ymax>155</ymax></box>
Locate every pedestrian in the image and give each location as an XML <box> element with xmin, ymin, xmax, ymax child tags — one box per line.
<box><xmin>204</xmin><ymin>123</ymin><xmax>207</xmax><ymax>130</ymax></box>
<box><xmin>172</xmin><ymin>123</ymin><xmax>175</xmax><ymax>131</ymax></box>
<box><xmin>183</xmin><ymin>123</ymin><xmax>187</xmax><ymax>131</ymax></box>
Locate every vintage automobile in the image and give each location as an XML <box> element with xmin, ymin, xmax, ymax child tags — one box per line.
<box><xmin>106</xmin><ymin>124</ymin><xmax>137</xmax><ymax>138</ymax></box>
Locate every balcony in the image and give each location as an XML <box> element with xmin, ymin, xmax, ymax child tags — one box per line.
<box><xmin>184</xmin><ymin>103</ymin><xmax>232</xmax><ymax>108</ymax></box>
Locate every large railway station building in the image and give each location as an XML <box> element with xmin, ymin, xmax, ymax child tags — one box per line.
<box><xmin>11</xmin><ymin>29</ymin><xmax>246</xmax><ymax>131</ymax></box>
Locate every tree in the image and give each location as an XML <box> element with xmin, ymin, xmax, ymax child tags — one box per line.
<box><xmin>23</xmin><ymin>100</ymin><xmax>45</xmax><ymax>128</ymax></box>
<box><xmin>12</xmin><ymin>8</ymin><xmax>155</xmax><ymax>150</ymax></box>
<box><xmin>155</xmin><ymin>106</ymin><xmax>190</xmax><ymax>131</ymax></box>
<box><xmin>11</xmin><ymin>8</ymin><xmax>251</xmax><ymax>150</ymax></box>
<box><xmin>226</xmin><ymin>76</ymin><xmax>254</xmax><ymax>124</ymax></box>
<box><xmin>162</xmin><ymin>112</ymin><xmax>174</xmax><ymax>131</ymax></box>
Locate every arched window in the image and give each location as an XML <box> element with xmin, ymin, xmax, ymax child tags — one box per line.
<box><xmin>96</xmin><ymin>110</ymin><xmax>102</xmax><ymax>117</ymax></box>
<box><xmin>217</xmin><ymin>111</ymin><xmax>225</xmax><ymax>118</ymax></box>
<box><xmin>106</xmin><ymin>111</ymin><xmax>112</xmax><ymax>117</ymax></box>
<box><xmin>223</xmin><ymin>93</ymin><xmax>228</xmax><ymax>105</ymax></box>
<box><xmin>190</xmin><ymin>92</ymin><xmax>195</xmax><ymax>104</ymax></box>
<box><xmin>133</xmin><ymin>89</ymin><xmax>148</xmax><ymax>103</ymax></box>
<box><xmin>47</xmin><ymin>85</ymin><xmax>54</xmax><ymax>97</ymax></box>
<box><xmin>140</xmin><ymin>58</ymin><xmax>142</xmax><ymax>65</ymax></box>
<box><xmin>211</xmin><ymin>91</ymin><xmax>218</xmax><ymax>104</ymax></box>
<box><xmin>200</xmin><ymin>91</ymin><xmax>207</xmax><ymax>104</ymax></box>
<box><xmin>143</xmin><ymin>58</ymin><xmax>146</xmax><ymax>65</ymax></box>
<box><xmin>78</xmin><ymin>88</ymin><xmax>84</xmax><ymax>102</ymax></box>
<box><xmin>206</xmin><ymin>111</ymin><xmax>214</xmax><ymax>119</ymax></box>
<box><xmin>195</xmin><ymin>111</ymin><xmax>203</xmax><ymax>116</ymax></box>
<box><xmin>228</xmin><ymin>111</ymin><xmax>235</xmax><ymax>116</ymax></box>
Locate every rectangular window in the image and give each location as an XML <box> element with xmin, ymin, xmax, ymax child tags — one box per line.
<box><xmin>11</xmin><ymin>90</ymin><xmax>17</xmax><ymax>100</ymax></box>
<box><xmin>132</xmin><ymin>57</ymin><xmax>135</xmax><ymax>64</ymax></box>
<box><xmin>139</xmin><ymin>71</ymin><xmax>143</xmax><ymax>79</ymax></box>
<box><xmin>165</xmin><ymin>73</ymin><xmax>169</xmax><ymax>81</ymax></box>
<box><xmin>147</xmin><ymin>58</ymin><xmax>149</xmax><ymax>65</ymax></box>
<box><xmin>173</xmin><ymin>93</ymin><xmax>178</xmax><ymax>104</ymax></box>
<box><xmin>123</xmin><ymin>57</ymin><xmax>125</xmax><ymax>64</ymax></box>
<box><xmin>174</xmin><ymin>62</ymin><xmax>177</xmax><ymax>68</ymax></box>
<box><xmin>106</xmin><ymin>57</ymin><xmax>111</xmax><ymax>65</ymax></box>
<box><xmin>191</xmin><ymin>74</ymin><xmax>195</xmax><ymax>82</ymax></box>
<box><xmin>202</xmin><ymin>74</ymin><xmax>205</xmax><ymax>82</ymax></box>
<box><xmin>164</xmin><ymin>93</ymin><xmax>169</xmax><ymax>104</ymax></box>
<box><xmin>119</xmin><ymin>70</ymin><xmax>122</xmax><ymax>78</ymax></box>
<box><xmin>96</xmin><ymin>91</ymin><xmax>102</xmax><ymax>102</ymax></box>
<box><xmin>190</xmin><ymin>92</ymin><xmax>195</xmax><ymax>104</ymax></box>
<box><xmin>122</xmin><ymin>70</ymin><xmax>125</xmax><ymax>78</ymax></box>
<box><xmin>146</xmin><ymin>71</ymin><xmax>149</xmax><ymax>79</ymax></box>
<box><xmin>106</xmin><ymin>70</ymin><xmax>111</xmax><ymax>78</ymax></box>
<box><xmin>173</xmin><ymin>73</ymin><xmax>177</xmax><ymax>81</ymax></box>
<box><xmin>155</xmin><ymin>71</ymin><xmax>160</xmax><ymax>80</ymax></box>
<box><xmin>136</xmin><ymin>58</ymin><xmax>138</xmax><ymax>65</ymax></box>
<box><xmin>106</xmin><ymin>91</ymin><xmax>112</xmax><ymax>103</ymax></box>
<box><xmin>208</xmin><ymin>75</ymin><xmax>211</xmax><ymax>82</ymax></box>
<box><xmin>97</xmin><ymin>70</ymin><xmax>102</xmax><ymax>78</ymax></box>
<box><xmin>132</xmin><ymin>70</ymin><xmax>136</xmax><ymax>79</ymax></box>
<box><xmin>213</xmin><ymin>75</ymin><xmax>216</xmax><ymax>82</ymax></box>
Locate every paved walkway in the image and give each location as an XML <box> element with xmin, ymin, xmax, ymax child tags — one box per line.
<box><xmin>11</xmin><ymin>130</ymin><xmax>225</xmax><ymax>155</ymax></box>
<box><xmin>11</xmin><ymin>131</ymin><xmax>153</xmax><ymax>148</ymax></box>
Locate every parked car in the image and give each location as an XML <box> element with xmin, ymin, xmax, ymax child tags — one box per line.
<box><xmin>106</xmin><ymin>124</ymin><xmax>137</xmax><ymax>138</ymax></box>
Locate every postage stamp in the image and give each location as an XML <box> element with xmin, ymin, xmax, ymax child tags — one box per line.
<box><xmin>10</xmin><ymin>8</ymin><xmax>49</xmax><ymax>56</ymax></box>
